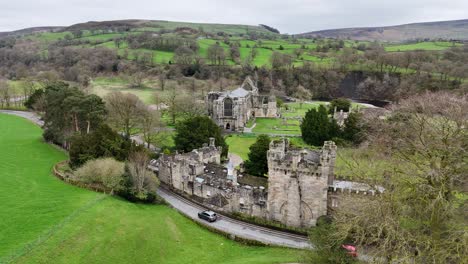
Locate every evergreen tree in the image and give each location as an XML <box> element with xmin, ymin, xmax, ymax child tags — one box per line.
<box><xmin>174</xmin><ymin>116</ymin><xmax>228</xmax><ymax>158</ymax></box>
<box><xmin>244</xmin><ymin>135</ymin><xmax>271</xmax><ymax>177</ymax></box>
<box><xmin>301</xmin><ymin>105</ymin><xmax>339</xmax><ymax>146</ymax></box>
<box><xmin>24</xmin><ymin>88</ymin><xmax>44</xmax><ymax>110</ymax></box>
<box><xmin>42</xmin><ymin>82</ymin><xmax>106</xmax><ymax>146</ymax></box>
<box><xmin>329</xmin><ymin>98</ymin><xmax>351</xmax><ymax>114</ymax></box>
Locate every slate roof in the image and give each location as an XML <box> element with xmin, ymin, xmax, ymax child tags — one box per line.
<box><xmin>228</xmin><ymin>87</ymin><xmax>250</xmax><ymax>98</ymax></box>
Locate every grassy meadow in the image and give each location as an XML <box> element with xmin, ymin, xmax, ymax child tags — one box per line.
<box><xmin>384</xmin><ymin>41</ymin><xmax>462</xmax><ymax>52</ymax></box>
<box><xmin>0</xmin><ymin>113</ymin><xmax>301</xmax><ymax>264</ymax></box>
<box><xmin>90</xmin><ymin>77</ymin><xmax>160</xmax><ymax>104</ymax></box>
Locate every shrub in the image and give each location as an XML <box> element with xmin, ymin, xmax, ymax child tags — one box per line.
<box><xmin>74</xmin><ymin>157</ymin><xmax>125</xmax><ymax>193</ymax></box>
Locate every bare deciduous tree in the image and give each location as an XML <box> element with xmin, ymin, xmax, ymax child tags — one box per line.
<box><xmin>128</xmin><ymin>151</ymin><xmax>159</xmax><ymax>199</ymax></box>
<box><xmin>105</xmin><ymin>92</ymin><xmax>146</xmax><ymax>138</ymax></box>
<box><xmin>139</xmin><ymin>107</ymin><xmax>163</xmax><ymax>148</ymax></box>
<box><xmin>330</xmin><ymin>92</ymin><xmax>468</xmax><ymax>263</ymax></box>
<box><xmin>0</xmin><ymin>79</ymin><xmax>11</xmax><ymax>108</ymax></box>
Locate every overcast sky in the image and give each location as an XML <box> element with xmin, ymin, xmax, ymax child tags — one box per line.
<box><xmin>1</xmin><ymin>0</ymin><xmax>468</xmax><ymax>33</ymax></box>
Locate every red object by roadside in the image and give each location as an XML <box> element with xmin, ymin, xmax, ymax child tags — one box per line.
<box><xmin>341</xmin><ymin>244</ymin><xmax>358</xmax><ymax>257</ymax></box>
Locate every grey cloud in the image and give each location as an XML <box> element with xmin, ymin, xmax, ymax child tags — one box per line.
<box><xmin>0</xmin><ymin>0</ymin><xmax>467</xmax><ymax>33</ymax></box>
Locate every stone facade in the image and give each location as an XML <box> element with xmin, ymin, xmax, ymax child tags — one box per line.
<box><xmin>267</xmin><ymin>140</ymin><xmax>336</xmax><ymax>227</ymax></box>
<box><xmin>206</xmin><ymin>77</ymin><xmax>277</xmax><ymax>131</ymax></box>
<box><xmin>333</xmin><ymin>109</ymin><xmax>349</xmax><ymax>127</ymax></box>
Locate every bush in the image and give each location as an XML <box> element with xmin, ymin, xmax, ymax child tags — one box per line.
<box><xmin>74</xmin><ymin>158</ymin><xmax>125</xmax><ymax>193</ymax></box>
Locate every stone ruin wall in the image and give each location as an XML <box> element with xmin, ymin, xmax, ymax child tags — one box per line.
<box><xmin>206</xmin><ymin>77</ymin><xmax>278</xmax><ymax>131</ymax></box>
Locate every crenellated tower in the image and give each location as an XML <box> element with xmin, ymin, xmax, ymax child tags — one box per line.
<box><xmin>266</xmin><ymin>139</ymin><xmax>337</xmax><ymax>227</ymax></box>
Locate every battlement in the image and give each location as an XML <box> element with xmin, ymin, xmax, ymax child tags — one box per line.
<box><xmin>266</xmin><ymin>139</ymin><xmax>337</xmax><ymax>227</ymax></box>
<box><xmin>268</xmin><ymin>139</ymin><xmax>336</xmax><ymax>169</ymax></box>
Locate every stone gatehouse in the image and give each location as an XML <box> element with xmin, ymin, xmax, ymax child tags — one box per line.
<box><xmin>156</xmin><ymin>138</ymin><xmax>353</xmax><ymax>228</ymax></box>
<box><xmin>206</xmin><ymin>77</ymin><xmax>278</xmax><ymax>131</ymax></box>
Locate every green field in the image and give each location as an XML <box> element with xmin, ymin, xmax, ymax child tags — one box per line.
<box><xmin>0</xmin><ymin>113</ymin><xmax>301</xmax><ymax>263</ymax></box>
<box><xmin>252</xmin><ymin>118</ymin><xmax>301</xmax><ymax>135</ymax></box>
<box><xmin>226</xmin><ymin>134</ymin><xmax>258</xmax><ymax>160</ymax></box>
<box><xmin>91</xmin><ymin>77</ymin><xmax>160</xmax><ymax>104</ymax></box>
<box><xmin>384</xmin><ymin>41</ymin><xmax>462</xmax><ymax>52</ymax></box>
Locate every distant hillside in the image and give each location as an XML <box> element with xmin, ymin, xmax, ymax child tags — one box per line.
<box><xmin>0</xmin><ymin>26</ymin><xmax>63</xmax><ymax>38</ymax></box>
<box><xmin>0</xmin><ymin>19</ymin><xmax>278</xmax><ymax>39</ymax></box>
<box><xmin>298</xmin><ymin>19</ymin><xmax>468</xmax><ymax>42</ymax></box>
<box><xmin>64</xmin><ymin>19</ymin><xmax>278</xmax><ymax>36</ymax></box>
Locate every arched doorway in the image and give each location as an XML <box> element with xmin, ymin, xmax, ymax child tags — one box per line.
<box><xmin>226</xmin><ymin>123</ymin><xmax>231</xmax><ymax>130</ymax></box>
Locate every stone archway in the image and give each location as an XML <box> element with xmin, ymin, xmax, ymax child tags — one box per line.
<box><xmin>300</xmin><ymin>201</ymin><xmax>313</xmax><ymax>226</ymax></box>
<box><xmin>225</xmin><ymin>123</ymin><xmax>231</xmax><ymax>130</ymax></box>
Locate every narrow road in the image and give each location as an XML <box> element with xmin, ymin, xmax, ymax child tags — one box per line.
<box><xmin>157</xmin><ymin>188</ymin><xmax>312</xmax><ymax>249</ymax></box>
<box><xmin>0</xmin><ymin>110</ymin><xmax>312</xmax><ymax>249</ymax></box>
<box><xmin>0</xmin><ymin>110</ymin><xmax>43</xmax><ymax>126</ymax></box>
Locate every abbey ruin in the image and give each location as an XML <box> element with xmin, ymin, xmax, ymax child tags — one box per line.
<box><xmin>206</xmin><ymin>77</ymin><xmax>278</xmax><ymax>131</ymax></box>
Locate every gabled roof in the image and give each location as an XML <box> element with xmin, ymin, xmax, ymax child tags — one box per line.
<box><xmin>228</xmin><ymin>87</ymin><xmax>250</xmax><ymax>98</ymax></box>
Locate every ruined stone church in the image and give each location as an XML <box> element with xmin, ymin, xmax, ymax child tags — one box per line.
<box><xmin>206</xmin><ymin>77</ymin><xmax>278</xmax><ymax>131</ymax></box>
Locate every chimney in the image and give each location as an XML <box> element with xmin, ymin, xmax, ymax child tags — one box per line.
<box><xmin>209</xmin><ymin>137</ymin><xmax>215</xmax><ymax>147</ymax></box>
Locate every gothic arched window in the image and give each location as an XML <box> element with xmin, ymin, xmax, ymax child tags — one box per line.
<box><xmin>224</xmin><ymin>98</ymin><xmax>233</xmax><ymax>116</ymax></box>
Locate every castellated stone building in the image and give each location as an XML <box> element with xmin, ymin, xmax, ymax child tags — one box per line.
<box><xmin>206</xmin><ymin>77</ymin><xmax>278</xmax><ymax>131</ymax></box>
<box><xmin>156</xmin><ymin>138</ymin><xmax>344</xmax><ymax>228</ymax></box>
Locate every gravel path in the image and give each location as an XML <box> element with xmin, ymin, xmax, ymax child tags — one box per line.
<box><xmin>227</xmin><ymin>153</ymin><xmax>243</xmax><ymax>167</ymax></box>
<box><xmin>0</xmin><ymin>110</ymin><xmax>43</xmax><ymax>126</ymax></box>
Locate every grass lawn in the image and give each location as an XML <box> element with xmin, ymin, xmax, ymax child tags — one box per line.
<box><xmin>252</xmin><ymin>118</ymin><xmax>301</xmax><ymax>135</ymax></box>
<box><xmin>282</xmin><ymin>102</ymin><xmax>328</xmax><ymax>118</ymax></box>
<box><xmin>0</xmin><ymin>113</ymin><xmax>301</xmax><ymax>263</ymax></box>
<box><xmin>226</xmin><ymin>134</ymin><xmax>258</xmax><ymax>160</ymax></box>
<box><xmin>226</xmin><ymin>134</ymin><xmax>316</xmax><ymax>161</ymax></box>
